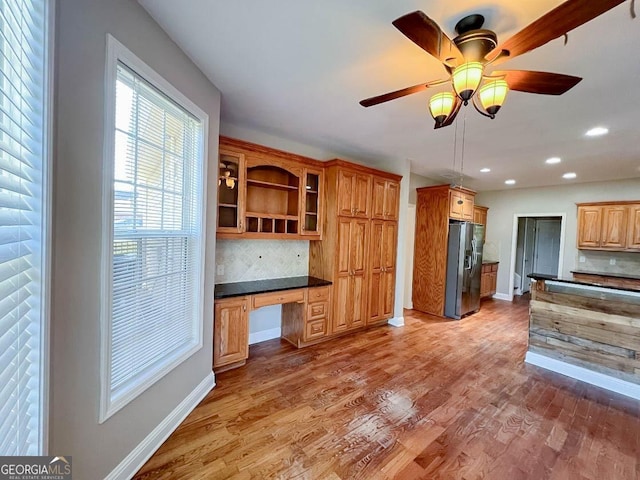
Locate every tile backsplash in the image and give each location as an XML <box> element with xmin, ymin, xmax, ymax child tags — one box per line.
<box><xmin>215</xmin><ymin>239</ymin><xmax>310</xmax><ymax>283</ymax></box>
<box><xmin>577</xmin><ymin>250</ymin><xmax>640</xmax><ymax>276</ymax></box>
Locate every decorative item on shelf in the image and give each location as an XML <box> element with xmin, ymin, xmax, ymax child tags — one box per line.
<box><xmin>358</xmin><ymin>1</ymin><xmax>632</xmax><ymax>128</ymax></box>
<box><xmin>219</xmin><ymin>163</ymin><xmax>236</xmax><ymax>189</ymax></box>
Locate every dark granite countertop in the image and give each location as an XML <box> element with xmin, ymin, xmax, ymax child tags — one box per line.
<box><xmin>571</xmin><ymin>270</ymin><xmax>640</xmax><ymax>281</ymax></box>
<box><xmin>528</xmin><ymin>273</ymin><xmax>640</xmax><ymax>293</ymax></box>
<box><xmin>215</xmin><ymin>276</ymin><xmax>332</xmax><ymax>299</ymax></box>
<box><xmin>482</xmin><ymin>260</ymin><xmax>499</xmax><ymax>265</ymax></box>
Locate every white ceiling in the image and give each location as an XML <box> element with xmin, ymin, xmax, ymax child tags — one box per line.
<box><xmin>139</xmin><ymin>0</ymin><xmax>640</xmax><ymax>191</ymax></box>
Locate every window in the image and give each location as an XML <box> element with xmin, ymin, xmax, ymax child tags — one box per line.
<box><xmin>0</xmin><ymin>0</ymin><xmax>50</xmax><ymax>455</ymax></box>
<box><xmin>101</xmin><ymin>36</ymin><xmax>208</xmax><ymax>421</ymax></box>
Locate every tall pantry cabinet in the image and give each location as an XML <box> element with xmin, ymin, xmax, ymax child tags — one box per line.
<box><xmin>310</xmin><ymin>160</ymin><xmax>401</xmax><ymax>333</ymax></box>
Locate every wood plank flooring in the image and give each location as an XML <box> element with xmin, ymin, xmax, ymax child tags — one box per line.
<box><xmin>134</xmin><ymin>298</ymin><xmax>640</xmax><ymax>479</ymax></box>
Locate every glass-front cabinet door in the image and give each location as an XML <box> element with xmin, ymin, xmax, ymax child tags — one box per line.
<box><xmin>217</xmin><ymin>149</ymin><xmax>245</xmax><ymax>234</ymax></box>
<box><xmin>301</xmin><ymin>168</ymin><xmax>323</xmax><ymax>237</ymax></box>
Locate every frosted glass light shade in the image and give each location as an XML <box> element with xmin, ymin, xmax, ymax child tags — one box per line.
<box><xmin>428</xmin><ymin>92</ymin><xmax>456</xmax><ymax>124</ymax></box>
<box><xmin>452</xmin><ymin>62</ymin><xmax>484</xmax><ymax>102</ymax></box>
<box><xmin>479</xmin><ymin>80</ymin><xmax>509</xmax><ymax>115</ymax></box>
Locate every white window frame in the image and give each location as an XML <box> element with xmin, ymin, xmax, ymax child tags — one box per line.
<box><xmin>100</xmin><ymin>34</ymin><xmax>208</xmax><ymax>422</ymax></box>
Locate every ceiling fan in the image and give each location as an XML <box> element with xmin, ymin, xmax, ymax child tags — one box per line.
<box><xmin>359</xmin><ymin>0</ymin><xmax>628</xmax><ymax>129</ymax></box>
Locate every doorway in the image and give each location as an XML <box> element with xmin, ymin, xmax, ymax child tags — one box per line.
<box><xmin>509</xmin><ymin>213</ymin><xmax>566</xmax><ymax>298</ymax></box>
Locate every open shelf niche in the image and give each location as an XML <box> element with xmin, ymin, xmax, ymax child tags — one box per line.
<box><xmin>245</xmin><ymin>165</ymin><xmax>300</xmax><ymax>235</ymax></box>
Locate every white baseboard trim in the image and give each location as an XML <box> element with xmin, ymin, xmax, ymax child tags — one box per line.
<box><xmin>525</xmin><ymin>351</ymin><xmax>640</xmax><ymax>401</ymax></box>
<box><xmin>492</xmin><ymin>293</ymin><xmax>512</xmax><ymax>301</ymax></box>
<box><xmin>249</xmin><ymin>327</ymin><xmax>281</xmax><ymax>345</ymax></box>
<box><xmin>388</xmin><ymin>316</ymin><xmax>404</xmax><ymax>327</ymax></box>
<box><xmin>106</xmin><ymin>372</ymin><xmax>215</xmax><ymax>480</ymax></box>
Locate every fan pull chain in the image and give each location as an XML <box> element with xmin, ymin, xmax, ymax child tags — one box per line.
<box><xmin>631</xmin><ymin>0</ymin><xmax>636</xmax><ymax>19</ymax></box>
<box><xmin>452</xmin><ymin>109</ymin><xmax>459</xmax><ymax>181</ymax></box>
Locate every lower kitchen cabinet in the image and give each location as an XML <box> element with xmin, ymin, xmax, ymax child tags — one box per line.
<box><xmin>480</xmin><ymin>263</ymin><xmax>498</xmax><ymax>299</ymax></box>
<box><xmin>213</xmin><ymin>296</ymin><xmax>249</xmax><ymax>371</ymax></box>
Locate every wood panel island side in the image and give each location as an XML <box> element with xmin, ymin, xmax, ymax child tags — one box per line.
<box><xmin>526</xmin><ymin>274</ymin><xmax>640</xmax><ymax>400</ymax></box>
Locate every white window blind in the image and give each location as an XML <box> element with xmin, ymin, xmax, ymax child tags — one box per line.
<box><xmin>103</xmin><ymin>56</ymin><xmax>205</xmax><ymax>417</ymax></box>
<box><xmin>0</xmin><ymin>0</ymin><xmax>48</xmax><ymax>456</ymax></box>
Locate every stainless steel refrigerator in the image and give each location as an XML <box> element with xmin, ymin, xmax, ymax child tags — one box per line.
<box><xmin>444</xmin><ymin>221</ymin><xmax>484</xmax><ymax>319</ymax></box>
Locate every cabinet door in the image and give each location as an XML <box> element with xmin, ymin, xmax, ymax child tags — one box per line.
<box><xmin>480</xmin><ymin>271</ymin><xmax>490</xmax><ymax>298</ymax></box>
<box><xmin>382</xmin><ymin>222</ymin><xmax>397</xmax><ymax>271</ymax></box>
<box><xmin>349</xmin><ymin>219</ymin><xmax>369</xmax><ymax>275</ymax></box>
<box><xmin>213</xmin><ymin>297</ymin><xmax>248</xmax><ymax>368</ymax></box>
<box><xmin>577</xmin><ymin>206</ymin><xmax>602</xmax><ymax>248</ymax></box>
<box><xmin>462</xmin><ymin>194</ymin><xmax>475</xmax><ymax>220</ymax></box>
<box><xmin>368</xmin><ymin>221</ymin><xmax>384</xmax><ymax>322</ymax></box>
<box><xmin>628</xmin><ymin>205</ymin><xmax>640</xmax><ymax>250</ymax></box>
<box><xmin>449</xmin><ymin>191</ymin><xmax>464</xmax><ymax>219</ymax></box>
<box><xmin>384</xmin><ymin>181</ymin><xmax>400</xmax><ymax>221</ymax></box>
<box><xmin>351</xmin><ymin>274</ymin><xmax>366</xmax><ymax>329</ymax></box>
<box><xmin>371</xmin><ymin>178</ymin><xmax>387</xmax><ymax>219</ymax></box>
<box><xmin>382</xmin><ymin>271</ymin><xmax>395</xmax><ymax>318</ymax></box>
<box><xmin>601</xmin><ymin>206</ymin><xmax>628</xmax><ymax>249</ymax></box>
<box><xmin>353</xmin><ymin>173</ymin><xmax>372</xmax><ymax>218</ymax></box>
<box><xmin>301</xmin><ymin>168</ymin><xmax>323</xmax><ymax>237</ymax></box>
<box><xmin>337</xmin><ymin>170</ymin><xmax>355</xmax><ymax>216</ymax></box>
<box><xmin>473</xmin><ymin>206</ymin><xmax>488</xmax><ymax>225</ymax></box>
<box><xmin>217</xmin><ymin>150</ymin><xmax>245</xmax><ymax>234</ymax></box>
<box><xmin>332</xmin><ymin>276</ymin><xmax>350</xmax><ymax>333</ymax></box>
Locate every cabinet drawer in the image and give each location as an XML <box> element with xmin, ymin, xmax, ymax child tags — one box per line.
<box><xmin>252</xmin><ymin>289</ymin><xmax>305</xmax><ymax>309</ymax></box>
<box><xmin>491</xmin><ymin>263</ymin><xmax>498</xmax><ymax>272</ymax></box>
<box><xmin>305</xmin><ymin>319</ymin><xmax>327</xmax><ymax>340</ymax></box>
<box><xmin>308</xmin><ymin>286</ymin><xmax>330</xmax><ymax>302</ymax></box>
<box><xmin>307</xmin><ymin>301</ymin><xmax>329</xmax><ymax>321</ymax></box>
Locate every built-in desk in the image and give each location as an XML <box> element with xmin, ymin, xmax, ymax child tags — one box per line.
<box><xmin>213</xmin><ymin>276</ymin><xmax>332</xmax><ymax>372</ymax></box>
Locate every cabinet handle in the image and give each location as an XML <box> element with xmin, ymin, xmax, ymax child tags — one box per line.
<box><xmin>239</xmin><ymin>220</ymin><xmax>243</xmax><ymax>229</ymax></box>
<box><xmin>243</xmin><ymin>303</ymin><xmax>246</xmax><ymax>312</ymax></box>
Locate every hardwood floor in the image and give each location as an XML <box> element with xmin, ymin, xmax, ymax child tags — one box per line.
<box><xmin>134</xmin><ymin>299</ymin><xmax>640</xmax><ymax>479</ymax></box>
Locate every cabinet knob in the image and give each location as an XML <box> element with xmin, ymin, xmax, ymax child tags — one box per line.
<box><xmin>243</xmin><ymin>303</ymin><xmax>246</xmax><ymax>311</ymax></box>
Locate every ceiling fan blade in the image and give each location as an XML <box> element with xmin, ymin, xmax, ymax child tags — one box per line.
<box><xmin>359</xmin><ymin>79</ymin><xmax>449</xmax><ymax>107</ymax></box>
<box><xmin>486</xmin><ymin>0</ymin><xmax>626</xmax><ymax>65</ymax></box>
<box><xmin>490</xmin><ymin>70</ymin><xmax>582</xmax><ymax>95</ymax></box>
<box><xmin>435</xmin><ymin>96</ymin><xmax>462</xmax><ymax>129</ymax></box>
<box><xmin>393</xmin><ymin>11</ymin><xmax>464</xmax><ymax>67</ymax></box>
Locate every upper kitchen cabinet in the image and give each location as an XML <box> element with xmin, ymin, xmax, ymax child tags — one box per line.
<box><xmin>577</xmin><ymin>201</ymin><xmax>640</xmax><ymax>252</ymax></box>
<box><xmin>372</xmin><ymin>179</ymin><xmax>400</xmax><ymax>221</ymax></box>
<box><xmin>449</xmin><ymin>187</ymin><xmax>475</xmax><ymax>221</ymax></box>
<box><xmin>473</xmin><ymin>205</ymin><xmax>488</xmax><ymax>226</ymax></box>
<box><xmin>217</xmin><ymin>137</ymin><xmax>325</xmax><ymax>240</ymax></box>
<box><xmin>628</xmin><ymin>204</ymin><xmax>640</xmax><ymax>250</ymax></box>
<box><xmin>217</xmin><ymin>149</ymin><xmax>245</xmax><ymax>234</ymax></box>
<box><xmin>337</xmin><ymin>169</ymin><xmax>372</xmax><ymax>218</ymax></box>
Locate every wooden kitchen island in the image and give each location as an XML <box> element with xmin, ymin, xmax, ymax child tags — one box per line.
<box><xmin>526</xmin><ymin>274</ymin><xmax>640</xmax><ymax>399</ymax></box>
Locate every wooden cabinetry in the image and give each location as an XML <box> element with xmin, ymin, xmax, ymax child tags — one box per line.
<box><xmin>577</xmin><ymin>202</ymin><xmax>640</xmax><ymax>251</ymax></box>
<box><xmin>217</xmin><ymin>137</ymin><xmax>324</xmax><ymax>240</ymax></box>
<box><xmin>334</xmin><ymin>218</ymin><xmax>369</xmax><ymax>332</ymax></box>
<box><xmin>369</xmin><ymin>220</ymin><xmax>398</xmax><ymax>323</ymax></box>
<box><xmin>213</xmin><ymin>296</ymin><xmax>249</xmax><ymax>371</ymax></box>
<box><xmin>629</xmin><ymin>205</ymin><xmax>640</xmax><ymax>250</ymax></box>
<box><xmin>413</xmin><ymin>184</ymin><xmax>477</xmax><ymax>316</ymax></box>
<box><xmin>281</xmin><ymin>286</ymin><xmax>332</xmax><ymax>347</ymax></box>
<box><xmin>337</xmin><ymin>169</ymin><xmax>372</xmax><ymax>218</ymax></box>
<box><xmin>480</xmin><ymin>263</ymin><xmax>498</xmax><ymax>299</ymax></box>
<box><xmin>372</xmin><ymin>179</ymin><xmax>400</xmax><ymax>221</ymax></box>
<box><xmin>449</xmin><ymin>188</ymin><xmax>474</xmax><ymax>221</ymax></box>
<box><xmin>473</xmin><ymin>205</ymin><xmax>488</xmax><ymax>226</ymax></box>
<box><xmin>310</xmin><ymin>159</ymin><xmax>402</xmax><ymax>334</ymax></box>
<box><xmin>217</xmin><ymin>149</ymin><xmax>245</xmax><ymax>233</ymax></box>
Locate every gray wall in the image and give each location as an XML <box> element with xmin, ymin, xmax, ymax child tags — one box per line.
<box><xmin>476</xmin><ymin>178</ymin><xmax>640</xmax><ymax>298</ymax></box>
<box><xmin>52</xmin><ymin>0</ymin><xmax>220</xmax><ymax>478</ymax></box>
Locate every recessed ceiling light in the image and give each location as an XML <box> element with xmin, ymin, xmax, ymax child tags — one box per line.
<box><xmin>505</xmin><ymin>179</ymin><xmax>516</xmax><ymax>185</ymax></box>
<box><xmin>545</xmin><ymin>157</ymin><xmax>561</xmax><ymax>164</ymax></box>
<box><xmin>585</xmin><ymin>126</ymin><xmax>609</xmax><ymax>137</ymax></box>
<box><xmin>563</xmin><ymin>172</ymin><xmax>577</xmax><ymax>179</ymax></box>
<box><xmin>480</xmin><ymin>168</ymin><xmax>491</xmax><ymax>173</ymax></box>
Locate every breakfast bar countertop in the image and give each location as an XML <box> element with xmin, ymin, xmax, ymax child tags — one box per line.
<box><xmin>214</xmin><ymin>276</ymin><xmax>332</xmax><ymax>299</ymax></box>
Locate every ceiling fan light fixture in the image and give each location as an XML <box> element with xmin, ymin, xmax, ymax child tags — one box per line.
<box><xmin>452</xmin><ymin>62</ymin><xmax>484</xmax><ymax>103</ymax></box>
<box><xmin>428</xmin><ymin>92</ymin><xmax>456</xmax><ymax>124</ymax></box>
<box><xmin>479</xmin><ymin>80</ymin><xmax>509</xmax><ymax>116</ymax></box>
